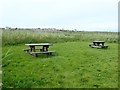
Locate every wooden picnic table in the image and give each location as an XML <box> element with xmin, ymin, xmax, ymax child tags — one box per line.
<box><xmin>93</xmin><ymin>41</ymin><xmax>105</xmax><ymax>46</ymax></box>
<box><xmin>25</xmin><ymin>43</ymin><xmax>52</xmax><ymax>52</ymax></box>
<box><xmin>24</xmin><ymin>43</ymin><xmax>54</xmax><ymax>57</ymax></box>
<box><xmin>89</xmin><ymin>41</ymin><xmax>108</xmax><ymax>48</ymax></box>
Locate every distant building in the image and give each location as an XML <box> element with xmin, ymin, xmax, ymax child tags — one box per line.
<box><xmin>5</xmin><ymin>27</ymin><xmax>11</xmax><ymax>29</ymax></box>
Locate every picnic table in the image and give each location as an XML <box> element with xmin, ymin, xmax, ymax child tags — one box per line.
<box><xmin>89</xmin><ymin>41</ymin><xmax>108</xmax><ymax>48</ymax></box>
<box><xmin>24</xmin><ymin>43</ymin><xmax>55</xmax><ymax>57</ymax></box>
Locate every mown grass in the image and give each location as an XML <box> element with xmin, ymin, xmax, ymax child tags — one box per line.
<box><xmin>2</xmin><ymin>29</ymin><xmax>118</xmax><ymax>46</ymax></box>
<box><xmin>2</xmin><ymin>41</ymin><xmax>118</xmax><ymax>88</ymax></box>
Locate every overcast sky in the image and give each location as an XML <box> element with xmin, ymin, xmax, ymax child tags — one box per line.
<box><xmin>0</xmin><ymin>0</ymin><xmax>118</xmax><ymax>31</ymax></box>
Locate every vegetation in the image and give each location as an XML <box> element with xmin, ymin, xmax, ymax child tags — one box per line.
<box><xmin>1</xmin><ymin>29</ymin><xmax>118</xmax><ymax>88</ymax></box>
<box><xmin>2</xmin><ymin>29</ymin><xmax>118</xmax><ymax>46</ymax></box>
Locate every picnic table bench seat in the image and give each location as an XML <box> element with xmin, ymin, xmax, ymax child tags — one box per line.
<box><xmin>30</xmin><ymin>51</ymin><xmax>55</xmax><ymax>57</ymax></box>
<box><xmin>90</xmin><ymin>45</ymin><xmax>108</xmax><ymax>48</ymax></box>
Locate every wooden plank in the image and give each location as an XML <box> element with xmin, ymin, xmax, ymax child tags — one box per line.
<box><xmin>25</xmin><ymin>43</ymin><xmax>52</xmax><ymax>46</ymax></box>
<box><xmin>90</xmin><ymin>45</ymin><xmax>108</xmax><ymax>49</ymax></box>
<box><xmin>89</xmin><ymin>44</ymin><xmax>93</xmax><ymax>47</ymax></box>
<box><xmin>101</xmin><ymin>45</ymin><xmax>108</xmax><ymax>48</ymax></box>
<box><xmin>30</xmin><ymin>51</ymin><xmax>55</xmax><ymax>57</ymax></box>
<box><xmin>91</xmin><ymin>46</ymin><xmax>102</xmax><ymax>48</ymax></box>
<box><xmin>24</xmin><ymin>48</ymin><xmax>42</xmax><ymax>51</ymax></box>
<box><xmin>24</xmin><ymin>49</ymin><xmax>30</xmax><ymax>51</ymax></box>
<box><xmin>93</xmin><ymin>41</ymin><xmax>105</xmax><ymax>43</ymax></box>
<box><xmin>30</xmin><ymin>51</ymin><xmax>55</xmax><ymax>54</ymax></box>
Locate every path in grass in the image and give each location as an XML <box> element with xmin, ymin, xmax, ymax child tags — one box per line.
<box><xmin>2</xmin><ymin>41</ymin><xmax>118</xmax><ymax>88</ymax></box>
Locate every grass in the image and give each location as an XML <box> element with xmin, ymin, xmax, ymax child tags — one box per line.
<box><xmin>2</xmin><ymin>41</ymin><xmax>118</xmax><ymax>88</ymax></box>
<box><xmin>2</xmin><ymin>29</ymin><xmax>118</xmax><ymax>46</ymax></box>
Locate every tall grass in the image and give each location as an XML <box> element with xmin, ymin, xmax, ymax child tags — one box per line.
<box><xmin>2</xmin><ymin>29</ymin><xmax>118</xmax><ymax>46</ymax></box>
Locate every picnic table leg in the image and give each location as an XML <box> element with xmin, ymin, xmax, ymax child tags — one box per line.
<box><xmin>30</xmin><ymin>46</ymin><xmax>36</xmax><ymax>52</ymax></box>
<box><xmin>34</xmin><ymin>53</ymin><xmax>38</xmax><ymax>57</ymax></box>
<box><xmin>102</xmin><ymin>42</ymin><xmax>104</xmax><ymax>46</ymax></box>
<box><xmin>50</xmin><ymin>52</ymin><xmax>52</xmax><ymax>55</ymax></box>
<box><xmin>46</xmin><ymin>45</ymin><xmax>49</xmax><ymax>51</ymax></box>
<box><xmin>42</xmin><ymin>46</ymin><xmax>45</xmax><ymax>51</ymax></box>
<box><xmin>42</xmin><ymin>45</ymin><xmax>49</xmax><ymax>51</ymax></box>
<box><xmin>30</xmin><ymin>46</ymin><xmax>33</xmax><ymax>52</ymax></box>
<box><xmin>93</xmin><ymin>42</ymin><xmax>97</xmax><ymax>46</ymax></box>
<box><xmin>46</xmin><ymin>53</ymin><xmax>49</xmax><ymax>57</ymax></box>
<box><xmin>97</xmin><ymin>42</ymin><xmax>100</xmax><ymax>46</ymax></box>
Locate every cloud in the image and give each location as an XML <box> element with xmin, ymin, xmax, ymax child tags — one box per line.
<box><xmin>0</xmin><ymin>0</ymin><xmax>118</xmax><ymax>31</ymax></box>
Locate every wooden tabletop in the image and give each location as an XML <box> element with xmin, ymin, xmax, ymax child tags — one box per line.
<box><xmin>25</xmin><ymin>43</ymin><xmax>52</xmax><ymax>46</ymax></box>
<box><xmin>93</xmin><ymin>41</ymin><xmax>105</xmax><ymax>43</ymax></box>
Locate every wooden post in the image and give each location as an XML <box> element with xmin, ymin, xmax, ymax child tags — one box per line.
<box><xmin>30</xmin><ymin>46</ymin><xmax>36</xmax><ymax>52</ymax></box>
<box><xmin>42</xmin><ymin>46</ymin><xmax>45</xmax><ymax>51</ymax></box>
<box><xmin>46</xmin><ymin>45</ymin><xmax>49</xmax><ymax>51</ymax></box>
<box><xmin>102</xmin><ymin>42</ymin><xmax>104</xmax><ymax>46</ymax></box>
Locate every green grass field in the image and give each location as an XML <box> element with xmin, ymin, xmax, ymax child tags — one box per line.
<box><xmin>1</xmin><ymin>29</ymin><xmax>118</xmax><ymax>88</ymax></box>
<box><xmin>2</xmin><ymin>41</ymin><xmax>118</xmax><ymax>88</ymax></box>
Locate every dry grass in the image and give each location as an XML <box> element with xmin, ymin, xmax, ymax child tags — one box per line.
<box><xmin>2</xmin><ymin>29</ymin><xmax>118</xmax><ymax>46</ymax></box>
